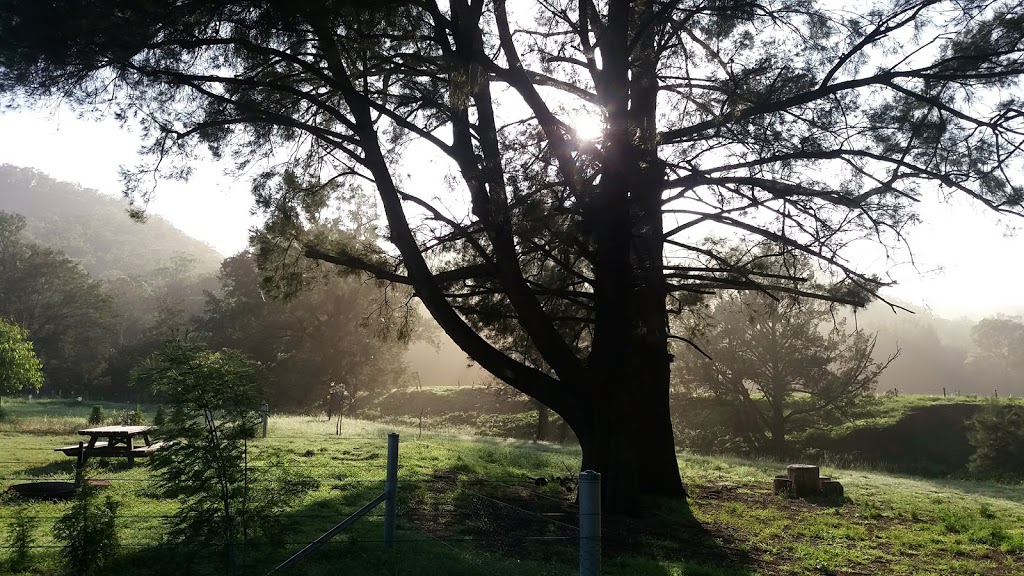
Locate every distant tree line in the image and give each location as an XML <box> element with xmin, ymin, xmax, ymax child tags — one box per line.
<box><xmin>0</xmin><ymin>205</ymin><xmax>416</xmax><ymax>412</ymax></box>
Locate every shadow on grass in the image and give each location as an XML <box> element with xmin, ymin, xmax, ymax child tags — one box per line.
<box><xmin>109</xmin><ymin>469</ymin><xmax>757</xmax><ymax>576</ymax></box>
<box><xmin>17</xmin><ymin>458</ymin><xmax>77</xmax><ymax>478</ymax></box>
<box><xmin>600</xmin><ymin>496</ymin><xmax>757</xmax><ymax>576</ymax></box>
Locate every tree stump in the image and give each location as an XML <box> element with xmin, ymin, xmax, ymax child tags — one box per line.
<box><xmin>772</xmin><ymin>475</ymin><xmax>792</xmax><ymax>495</ymax></box>
<box><xmin>821</xmin><ymin>480</ymin><xmax>844</xmax><ymax>498</ymax></box>
<box><xmin>787</xmin><ymin>464</ymin><xmax>821</xmax><ymax>497</ymax></box>
<box><xmin>818</xmin><ymin>476</ymin><xmax>831</xmax><ymax>487</ymax></box>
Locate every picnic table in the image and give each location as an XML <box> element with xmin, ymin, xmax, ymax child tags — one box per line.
<box><xmin>55</xmin><ymin>425</ymin><xmax>166</xmax><ymax>467</ymax></box>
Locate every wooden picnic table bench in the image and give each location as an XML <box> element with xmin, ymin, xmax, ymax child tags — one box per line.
<box><xmin>55</xmin><ymin>425</ymin><xmax>166</xmax><ymax>467</ymax></box>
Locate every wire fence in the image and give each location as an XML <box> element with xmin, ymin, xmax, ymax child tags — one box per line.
<box><xmin>0</xmin><ymin>424</ymin><xmax>600</xmax><ymax>575</ymax></box>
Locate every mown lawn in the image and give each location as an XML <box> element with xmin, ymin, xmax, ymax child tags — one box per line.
<box><xmin>1</xmin><ymin>400</ymin><xmax>1023</xmax><ymax>575</ymax></box>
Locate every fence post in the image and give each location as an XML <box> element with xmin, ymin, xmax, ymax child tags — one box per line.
<box><xmin>579</xmin><ymin>470</ymin><xmax>601</xmax><ymax>576</ymax></box>
<box><xmin>384</xmin><ymin>432</ymin><xmax>399</xmax><ymax>549</ymax></box>
<box><xmin>261</xmin><ymin>403</ymin><xmax>269</xmax><ymax>438</ymax></box>
<box><xmin>74</xmin><ymin>441</ymin><xmax>85</xmax><ymax>487</ymax></box>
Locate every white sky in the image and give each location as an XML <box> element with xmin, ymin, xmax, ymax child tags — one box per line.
<box><xmin>0</xmin><ymin>105</ymin><xmax>1022</xmax><ymax>320</ymax></box>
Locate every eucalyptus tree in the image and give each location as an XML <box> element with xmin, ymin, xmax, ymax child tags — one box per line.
<box><xmin>2</xmin><ymin>0</ymin><xmax>1022</xmax><ymax>510</ymax></box>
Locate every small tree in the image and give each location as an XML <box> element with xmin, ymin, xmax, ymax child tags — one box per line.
<box><xmin>53</xmin><ymin>485</ymin><xmax>119</xmax><ymax>576</ymax></box>
<box><xmin>967</xmin><ymin>402</ymin><xmax>1024</xmax><ymax>482</ymax></box>
<box><xmin>87</xmin><ymin>405</ymin><xmax>105</xmax><ymax>426</ymax></box>
<box><xmin>132</xmin><ymin>341</ymin><xmax>312</xmax><ymax>575</ymax></box>
<box><xmin>0</xmin><ymin>317</ymin><xmax>44</xmax><ymax>402</ymax></box>
<box><xmin>677</xmin><ymin>290</ymin><xmax>897</xmax><ymax>457</ymax></box>
<box><xmin>5</xmin><ymin>503</ymin><xmax>38</xmax><ymax>573</ymax></box>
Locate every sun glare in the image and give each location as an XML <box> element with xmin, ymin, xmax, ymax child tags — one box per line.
<box><xmin>565</xmin><ymin>108</ymin><xmax>604</xmax><ymax>142</ymax></box>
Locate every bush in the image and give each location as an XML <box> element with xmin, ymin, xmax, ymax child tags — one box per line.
<box><xmin>0</xmin><ymin>404</ymin><xmax>9</xmax><ymax>423</ymax></box>
<box><xmin>87</xmin><ymin>405</ymin><xmax>105</xmax><ymax>426</ymax></box>
<box><xmin>6</xmin><ymin>504</ymin><xmax>37</xmax><ymax>573</ymax></box>
<box><xmin>53</xmin><ymin>486</ymin><xmax>119</xmax><ymax>576</ymax></box>
<box><xmin>967</xmin><ymin>402</ymin><xmax>1024</xmax><ymax>481</ymax></box>
<box><xmin>125</xmin><ymin>406</ymin><xmax>145</xmax><ymax>426</ymax></box>
<box><xmin>133</xmin><ymin>341</ymin><xmax>312</xmax><ymax>574</ymax></box>
<box><xmin>152</xmin><ymin>406</ymin><xmax>167</xmax><ymax>427</ymax></box>
<box><xmin>476</xmin><ymin>412</ymin><xmax>536</xmax><ymax>439</ymax></box>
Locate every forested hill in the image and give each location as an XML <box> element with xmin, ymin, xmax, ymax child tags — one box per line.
<box><xmin>0</xmin><ymin>164</ymin><xmax>223</xmax><ymax>277</ymax></box>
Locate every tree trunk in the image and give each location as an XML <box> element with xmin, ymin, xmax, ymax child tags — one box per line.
<box><xmin>572</xmin><ymin>358</ymin><xmax>686</xmax><ymax>513</ymax></box>
<box><xmin>568</xmin><ymin>0</ymin><xmax>683</xmax><ymax>514</ymax></box>
<box><xmin>769</xmin><ymin>418</ymin><xmax>787</xmax><ymax>459</ymax></box>
<box><xmin>535</xmin><ymin>403</ymin><xmax>550</xmax><ymax>442</ymax></box>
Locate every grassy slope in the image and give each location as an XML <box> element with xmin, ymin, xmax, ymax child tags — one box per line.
<box><xmin>836</xmin><ymin>394</ymin><xmax>1013</xmax><ymax>433</ymax></box>
<box><xmin>1</xmin><ymin>401</ymin><xmax>1022</xmax><ymax>575</ymax></box>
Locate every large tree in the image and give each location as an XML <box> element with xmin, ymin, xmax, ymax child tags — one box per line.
<box><xmin>199</xmin><ymin>251</ymin><xmax>415</xmax><ymax>411</ymax></box>
<box><xmin>965</xmin><ymin>315</ymin><xmax>1024</xmax><ymax>395</ymax></box>
<box><xmin>2</xmin><ymin>0</ymin><xmax>1022</xmax><ymax>510</ymax></box>
<box><xmin>675</xmin><ymin>290</ymin><xmax>896</xmax><ymax>456</ymax></box>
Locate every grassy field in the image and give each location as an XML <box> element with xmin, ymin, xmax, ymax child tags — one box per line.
<box><xmin>2</xmin><ymin>400</ymin><xmax>1023</xmax><ymax>575</ymax></box>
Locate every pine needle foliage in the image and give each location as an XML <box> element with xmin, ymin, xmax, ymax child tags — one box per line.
<box><xmin>132</xmin><ymin>341</ymin><xmax>314</xmax><ymax>575</ymax></box>
<box><xmin>53</xmin><ymin>485</ymin><xmax>119</xmax><ymax>576</ymax></box>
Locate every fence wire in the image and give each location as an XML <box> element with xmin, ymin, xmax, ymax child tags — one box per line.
<box><xmin>1</xmin><ymin>427</ymin><xmax>590</xmax><ymax>574</ymax></box>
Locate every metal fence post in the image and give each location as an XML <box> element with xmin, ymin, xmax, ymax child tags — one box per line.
<box><xmin>579</xmin><ymin>470</ymin><xmax>601</xmax><ymax>576</ymax></box>
<box><xmin>384</xmin><ymin>432</ymin><xmax>399</xmax><ymax>549</ymax></box>
<box><xmin>261</xmin><ymin>403</ymin><xmax>269</xmax><ymax>438</ymax></box>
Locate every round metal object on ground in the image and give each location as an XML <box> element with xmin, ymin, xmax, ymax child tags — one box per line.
<box><xmin>7</xmin><ymin>481</ymin><xmax>78</xmax><ymax>500</ymax></box>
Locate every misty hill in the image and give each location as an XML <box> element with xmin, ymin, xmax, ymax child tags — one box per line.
<box><xmin>0</xmin><ymin>164</ymin><xmax>223</xmax><ymax>277</ymax></box>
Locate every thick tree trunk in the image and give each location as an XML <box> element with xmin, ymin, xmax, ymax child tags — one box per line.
<box><xmin>535</xmin><ymin>403</ymin><xmax>550</xmax><ymax>442</ymax></box>
<box><xmin>571</xmin><ymin>355</ymin><xmax>686</xmax><ymax>513</ymax></box>
<box><xmin>569</xmin><ymin>0</ymin><xmax>683</xmax><ymax>514</ymax></box>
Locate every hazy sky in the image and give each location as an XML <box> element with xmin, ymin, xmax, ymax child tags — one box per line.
<box><xmin>0</xmin><ymin>105</ymin><xmax>1022</xmax><ymax>320</ymax></box>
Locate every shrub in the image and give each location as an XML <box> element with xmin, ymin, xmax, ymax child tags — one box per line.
<box><xmin>125</xmin><ymin>406</ymin><xmax>145</xmax><ymax>426</ymax></box>
<box><xmin>476</xmin><ymin>412</ymin><xmax>535</xmax><ymax>439</ymax></box>
<box><xmin>152</xmin><ymin>406</ymin><xmax>167</xmax><ymax>427</ymax></box>
<box><xmin>6</xmin><ymin>504</ymin><xmax>37</xmax><ymax>573</ymax></box>
<box><xmin>967</xmin><ymin>402</ymin><xmax>1024</xmax><ymax>481</ymax></box>
<box><xmin>53</xmin><ymin>486</ymin><xmax>119</xmax><ymax>576</ymax></box>
<box><xmin>133</xmin><ymin>341</ymin><xmax>313</xmax><ymax>575</ymax></box>
<box><xmin>0</xmin><ymin>403</ymin><xmax>9</xmax><ymax>423</ymax></box>
<box><xmin>87</xmin><ymin>405</ymin><xmax>105</xmax><ymax>426</ymax></box>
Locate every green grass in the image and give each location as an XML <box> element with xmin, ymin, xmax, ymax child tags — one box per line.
<box><xmin>1</xmin><ymin>401</ymin><xmax>1023</xmax><ymax>575</ymax></box>
<box><xmin>835</xmin><ymin>394</ymin><xmax>1023</xmax><ymax>434</ymax></box>
<box><xmin>0</xmin><ymin>398</ymin><xmax>159</xmax><ymax>435</ymax></box>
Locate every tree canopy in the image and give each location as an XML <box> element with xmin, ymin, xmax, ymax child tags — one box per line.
<box><xmin>0</xmin><ymin>211</ymin><xmax>114</xmax><ymax>394</ymax></box>
<box><xmin>675</xmin><ymin>288</ymin><xmax>896</xmax><ymax>456</ymax></box>
<box><xmin>2</xmin><ymin>0</ymin><xmax>1022</xmax><ymax>510</ymax></box>
<box><xmin>965</xmin><ymin>315</ymin><xmax>1024</xmax><ymax>394</ymax></box>
<box><xmin>199</xmin><ymin>251</ymin><xmax>415</xmax><ymax>411</ymax></box>
<box><xmin>0</xmin><ymin>315</ymin><xmax>43</xmax><ymax>397</ymax></box>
